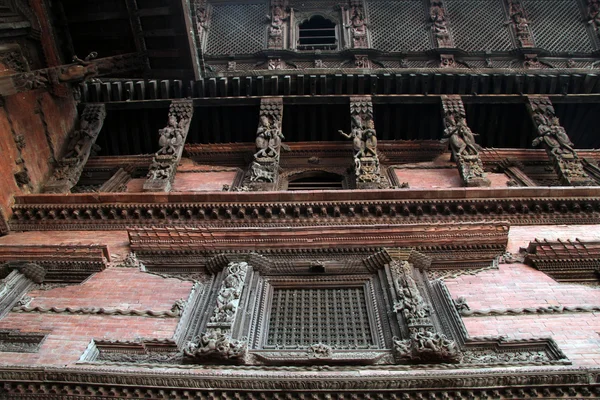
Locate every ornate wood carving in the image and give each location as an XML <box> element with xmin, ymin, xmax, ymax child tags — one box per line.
<box><xmin>1</xmin><ymin>366</ymin><xmax>597</xmax><ymax>398</ymax></box>
<box><xmin>268</xmin><ymin>0</ymin><xmax>288</xmax><ymax>49</ymax></box>
<box><xmin>144</xmin><ymin>99</ymin><xmax>195</xmax><ymax>192</ymax></box>
<box><xmin>339</xmin><ymin>96</ymin><xmax>389</xmax><ymax>189</ymax></box>
<box><xmin>0</xmin><ymin>265</ymin><xmax>43</xmax><ymax>318</ymax></box>
<box><xmin>43</xmin><ymin>104</ymin><xmax>107</xmax><ymax>194</ymax></box>
<box><xmin>441</xmin><ymin>96</ymin><xmax>490</xmax><ymax>187</ymax></box>
<box><xmin>390</xmin><ymin>261</ymin><xmax>460</xmax><ymax>363</ymax></box>
<box><xmin>0</xmin><ymin>244</ymin><xmax>109</xmax><ymax>282</ymax></box>
<box><xmin>343</xmin><ymin>0</ymin><xmax>368</xmax><ymax>49</ymax></box>
<box><xmin>240</xmin><ymin>97</ymin><xmax>285</xmax><ymax>191</ymax></box>
<box><xmin>184</xmin><ymin>261</ymin><xmax>249</xmax><ymax>362</ymax></box>
<box><xmin>11</xmin><ymin>188</ymin><xmax>600</xmax><ymax>230</ymax></box>
<box><xmin>0</xmin><ymin>329</ymin><xmax>47</xmax><ymax>353</ymax></box>
<box><xmin>527</xmin><ymin>96</ymin><xmax>595</xmax><ymax>186</ymax></box>
<box><xmin>192</xmin><ymin>0</ymin><xmax>210</xmax><ymax>50</ymax></box>
<box><xmin>429</xmin><ymin>0</ymin><xmax>453</xmax><ymax>48</ymax></box>
<box><xmin>505</xmin><ymin>0</ymin><xmax>534</xmax><ymax>48</ymax></box>
<box><xmin>524</xmin><ymin>239</ymin><xmax>600</xmax><ymax>283</ymax></box>
<box><xmin>1</xmin><ymin>53</ymin><xmax>145</xmax><ymax>96</ymax></box>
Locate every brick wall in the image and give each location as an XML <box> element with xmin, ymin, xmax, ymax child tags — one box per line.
<box><xmin>445</xmin><ymin>224</ymin><xmax>600</xmax><ymax>367</ymax></box>
<box><xmin>0</xmin><ymin>91</ymin><xmax>76</xmax><ymax>220</ymax></box>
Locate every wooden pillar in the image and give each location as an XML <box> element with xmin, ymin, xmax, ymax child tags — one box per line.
<box><xmin>340</xmin><ymin>96</ymin><xmax>390</xmax><ymax>189</ymax></box>
<box><xmin>43</xmin><ymin>105</ymin><xmax>107</xmax><ymax>193</ymax></box>
<box><xmin>144</xmin><ymin>99</ymin><xmax>195</xmax><ymax>192</ymax></box>
<box><xmin>441</xmin><ymin>96</ymin><xmax>490</xmax><ymax>187</ymax></box>
<box><xmin>526</xmin><ymin>96</ymin><xmax>595</xmax><ymax>186</ymax></box>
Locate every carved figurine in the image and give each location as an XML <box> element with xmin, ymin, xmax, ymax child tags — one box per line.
<box><xmin>58</xmin><ymin>52</ymin><xmax>99</xmax><ymax>83</ymax></box>
<box><xmin>267</xmin><ymin>4</ymin><xmax>288</xmax><ymax>48</ymax></box>
<box><xmin>346</xmin><ymin>5</ymin><xmax>367</xmax><ymax>47</ymax></box>
<box><xmin>532</xmin><ymin>115</ymin><xmax>577</xmax><ymax>158</ymax></box>
<box><xmin>443</xmin><ymin>114</ymin><xmax>479</xmax><ymax>157</ymax></box>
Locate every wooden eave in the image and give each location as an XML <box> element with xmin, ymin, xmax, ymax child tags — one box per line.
<box><xmin>80</xmin><ymin>70</ymin><xmax>600</xmax><ymax>104</ymax></box>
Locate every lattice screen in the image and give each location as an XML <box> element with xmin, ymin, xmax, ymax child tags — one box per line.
<box><xmin>367</xmin><ymin>0</ymin><xmax>430</xmax><ymax>52</ymax></box>
<box><xmin>205</xmin><ymin>2</ymin><xmax>268</xmax><ymax>55</ymax></box>
<box><xmin>266</xmin><ymin>287</ymin><xmax>374</xmax><ymax>349</ymax></box>
<box><xmin>522</xmin><ymin>0</ymin><xmax>593</xmax><ymax>53</ymax></box>
<box><xmin>445</xmin><ymin>0</ymin><xmax>512</xmax><ymax>51</ymax></box>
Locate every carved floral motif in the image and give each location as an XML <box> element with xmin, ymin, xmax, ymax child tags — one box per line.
<box><xmin>184</xmin><ymin>328</ymin><xmax>248</xmax><ymax>360</ymax></box>
<box><xmin>441</xmin><ymin>96</ymin><xmax>490</xmax><ymax>187</ymax></box>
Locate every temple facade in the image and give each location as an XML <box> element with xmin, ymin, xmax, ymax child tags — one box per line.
<box><xmin>0</xmin><ymin>0</ymin><xmax>600</xmax><ymax>398</ymax></box>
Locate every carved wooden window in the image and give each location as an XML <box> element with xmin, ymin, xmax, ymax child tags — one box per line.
<box><xmin>250</xmin><ymin>275</ymin><xmax>388</xmax><ymax>355</ymax></box>
<box><xmin>266</xmin><ymin>287</ymin><xmax>375</xmax><ymax>349</ymax></box>
<box><xmin>297</xmin><ymin>15</ymin><xmax>338</xmax><ymax>50</ymax></box>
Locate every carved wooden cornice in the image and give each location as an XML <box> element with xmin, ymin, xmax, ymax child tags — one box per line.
<box><xmin>128</xmin><ymin>223</ymin><xmax>508</xmax><ymax>254</ymax></box>
<box><xmin>0</xmin><ymin>244</ymin><xmax>109</xmax><ymax>282</ymax></box>
<box><xmin>0</xmin><ymin>329</ymin><xmax>47</xmax><ymax>354</ymax></box>
<box><xmin>127</xmin><ymin>224</ymin><xmax>508</xmax><ymax>272</ymax></box>
<box><xmin>0</xmin><ymin>364</ymin><xmax>597</xmax><ymax>398</ymax></box>
<box><xmin>10</xmin><ymin>187</ymin><xmax>600</xmax><ymax>231</ymax></box>
<box><xmin>524</xmin><ymin>239</ymin><xmax>600</xmax><ymax>283</ymax></box>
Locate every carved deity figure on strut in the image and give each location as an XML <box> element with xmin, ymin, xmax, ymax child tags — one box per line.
<box><xmin>255</xmin><ymin>115</ymin><xmax>283</xmax><ymax>160</ymax></box>
<box><xmin>157</xmin><ymin>115</ymin><xmax>183</xmax><ymax>156</ymax></box>
<box><xmin>339</xmin><ymin>115</ymin><xmax>368</xmax><ymax>158</ymax></box>
<box><xmin>532</xmin><ymin>115</ymin><xmax>577</xmax><ymax>158</ymax></box>
<box><xmin>443</xmin><ymin>114</ymin><xmax>479</xmax><ymax>157</ymax></box>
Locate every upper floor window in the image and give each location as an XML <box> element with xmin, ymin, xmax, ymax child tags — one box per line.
<box><xmin>286</xmin><ymin>171</ymin><xmax>345</xmax><ymax>190</ymax></box>
<box><xmin>297</xmin><ymin>15</ymin><xmax>337</xmax><ymax>50</ymax></box>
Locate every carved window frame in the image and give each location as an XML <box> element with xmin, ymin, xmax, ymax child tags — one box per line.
<box><xmin>290</xmin><ymin>11</ymin><xmax>343</xmax><ymax>51</ymax></box>
<box><xmin>249</xmin><ymin>275</ymin><xmax>389</xmax><ymax>351</ymax></box>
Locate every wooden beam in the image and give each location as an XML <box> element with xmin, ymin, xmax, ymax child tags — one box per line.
<box><xmin>181</xmin><ymin>0</ymin><xmax>202</xmax><ymax>80</ymax></box>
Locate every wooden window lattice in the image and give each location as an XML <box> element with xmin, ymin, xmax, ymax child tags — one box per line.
<box><xmin>266</xmin><ymin>287</ymin><xmax>375</xmax><ymax>349</ymax></box>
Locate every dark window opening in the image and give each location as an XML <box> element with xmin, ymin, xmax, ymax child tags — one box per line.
<box><xmin>287</xmin><ymin>172</ymin><xmax>344</xmax><ymax>191</ymax></box>
<box><xmin>298</xmin><ymin>16</ymin><xmax>337</xmax><ymax>50</ymax></box>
